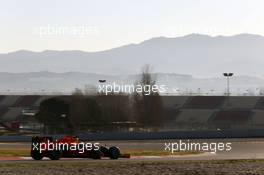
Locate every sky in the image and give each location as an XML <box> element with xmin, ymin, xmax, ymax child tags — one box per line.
<box><xmin>0</xmin><ymin>0</ymin><xmax>264</xmax><ymax>53</ymax></box>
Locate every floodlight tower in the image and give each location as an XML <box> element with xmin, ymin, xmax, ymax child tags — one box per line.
<box><xmin>223</xmin><ymin>73</ymin><xmax>234</xmax><ymax>97</ymax></box>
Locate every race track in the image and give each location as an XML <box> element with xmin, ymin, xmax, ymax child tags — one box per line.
<box><xmin>1</xmin><ymin>138</ymin><xmax>264</xmax><ymax>162</ymax></box>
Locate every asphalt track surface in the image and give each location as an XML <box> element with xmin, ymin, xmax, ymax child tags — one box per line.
<box><xmin>1</xmin><ymin>138</ymin><xmax>264</xmax><ymax>162</ymax></box>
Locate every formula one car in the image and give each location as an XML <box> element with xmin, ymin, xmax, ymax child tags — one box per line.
<box><xmin>31</xmin><ymin>136</ymin><xmax>129</xmax><ymax>160</ymax></box>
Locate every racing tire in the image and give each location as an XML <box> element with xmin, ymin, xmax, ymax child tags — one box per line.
<box><xmin>109</xmin><ymin>146</ymin><xmax>120</xmax><ymax>159</ymax></box>
<box><xmin>99</xmin><ymin>146</ymin><xmax>109</xmax><ymax>157</ymax></box>
<box><xmin>48</xmin><ymin>150</ymin><xmax>62</xmax><ymax>160</ymax></box>
<box><xmin>91</xmin><ymin>150</ymin><xmax>102</xmax><ymax>159</ymax></box>
<box><xmin>31</xmin><ymin>151</ymin><xmax>44</xmax><ymax>160</ymax></box>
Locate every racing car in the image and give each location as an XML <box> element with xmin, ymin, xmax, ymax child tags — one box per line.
<box><xmin>31</xmin><ymin>136</ymin><xmax>129</xmax><ymax>160</ymax></box>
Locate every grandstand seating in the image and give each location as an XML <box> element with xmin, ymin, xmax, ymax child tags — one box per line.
<box><xmin>222</xmin><ymin>96</ymin><xmax>259</xmax><ymax>109</ymax></box>
<box><xmin>0</xmin><ymin>107</ymin><xmax>23</xmax><ymax>122</ymax></box>
<box><xmin>255</xmin><ymin>97</ymin><xmax>264</xmax><ymax>109</ymax></box>
<box><xmin>210</xmin><ymin>110</ymin><xmax>252</xmax><ymax>123</ymax></box>
<box><xmin>175</xmin><ymin>109</ymin><xmax>215</xmax><ymax>123</ymax></box>
<box><xmin>13</xmin><ymin>95</ymin><xmax>40</xmax><ymax>107</ymax></box>
<box><xmin>0</xmin><ymin>95</ymin><xmax>5</xmax><ymax>103</ymax></box>
<box><xmin>0</xmin><ymin>96</ymin><xmax>20</xmax><ymax>106</ymax></box>
<box><xmin>251</xmin><ymin>110</ymin><xmax>264</xmax><ymax>126</ymax></box>
<box><xmin>183</xmin><ymin>96</ymin><xmax>225</xmax><ymax>109</ymax></box>
<box><xmin>162</xmin><ymin>96</ymin><xmax>189</xmax><ymax>108</ymax></box>
<box><xmin>165</xmin><ymin>108</ymin><xmax>180</xmax><ymax>122</ymax></box>
<box><xmin>0</xmin><ymin>107</ymin><xmax>9</xmax><ymax>118</ymax></box>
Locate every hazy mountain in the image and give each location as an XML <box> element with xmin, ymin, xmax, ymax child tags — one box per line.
<box><xmin>1</xmin><ymin>34</ymin><xmax>264</xmax><ymax>77</ymax></box>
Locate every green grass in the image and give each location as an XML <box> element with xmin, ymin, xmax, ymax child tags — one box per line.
<box><xmin>0</xmin><ymin>149</ymin><xmax>29</xmax><ymax>157</ymax></box>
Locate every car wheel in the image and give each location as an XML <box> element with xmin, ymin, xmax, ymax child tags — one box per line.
<box><xmin>109</xmin><ymin>146</ymin><xmax>120</xmax><ymax>159</ymax></box>
<box><xmin>99</xmin><ymin>146</ymin><xmax>109</xmax><ymax>157</ymax></box>
<box><xmin>31</xmin><ymin>151</ymin><xmax>43</xmax><ymax>160</ymax></box>
<box><xmin>91</xmin><ymin>150</ymin><xmax>102</xmax><ymax>159</ymax></box>
<box><xmin>48</xmin><ymin>150</ymin><xmax>62</xmax><ymax>160</ymax></box>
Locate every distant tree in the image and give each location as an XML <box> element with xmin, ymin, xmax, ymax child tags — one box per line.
<box><xmin>36</xmin><ymin>87</ymin><xmax>133</xmax><ymax>133</ymax></box>
<box><xmin>35</xmin><ymin>97</ymin><xmax>72</xmax><ymax>134</ymax></box>
<box><xmin>132</xmin><ymin>65</ymin><xmax>165</xmax><ymax>127</ymax></box>
<box><xmin>95</xmin><ymin>93</ymin><xmax>131</xmax><ymax>123</ymax></box>
<box><xmin>72</xmin><ymin>88</ymin><xmax>83</xmax><ymax>96</ymax></box>
<box><xmin>69</xmin><ymin>93</ymin><xmax>102</xmax><ymax>132</ymax></box>
<box><xmin>259</xmin><ymin>87</ymin><xmax>264</xmax><ymax>96</ymax></box>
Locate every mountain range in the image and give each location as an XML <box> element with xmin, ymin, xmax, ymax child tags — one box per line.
<box><xmin>1</xmin><ymin>33</ymin><xmax>264</xmax><ymax>94</ymax></box>
<box><xmin>1</xmin><ymin>34</ymin><xmax>264</xmax><ymax>77</ymax></box>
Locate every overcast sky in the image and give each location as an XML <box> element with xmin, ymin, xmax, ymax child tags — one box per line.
<box><xmin>0</xmin><ymin>0</ymin><xmax>264</xmax><ymax>53</ymax></box>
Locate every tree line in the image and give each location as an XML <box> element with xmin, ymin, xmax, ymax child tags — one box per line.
<box><xmin>35</xmin><ymin>65</ymin><xmax>166</xmax><ymax>134</ymax></box>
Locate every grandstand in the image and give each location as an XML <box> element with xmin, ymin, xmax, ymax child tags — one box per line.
<box><xmin>209</xmin><ymin>110</ymin><xmax>253</xmax><ymax>129</ymax></box>
<box><xmin>0</xmin><ymin>107</ymin><xmax>9</xmax><ymax>117</ymax></box>
<box><xmin>173</xmin><ymin>109</ymin><xmax>216</xmax><ymax>130</ymax></box>
<box><xmin>0</xmin><ymin>96</ymin><xmax>20</xmax><ymax>106</ymax></box>
<box><xmin>254</xmin><ymin>97</ymin><xmax>264</xmax><ymax>109</ymax></box>
<box><xmin>222</xmin><ymin>96</ymin><xmax>260</xmax><ymax>109</ymax></box>
<box><xmin>251</xmin><ymin>110</ymin><xmax>264</xmax><ymax>128</ymax></box>
<box><xmin>182</xmin><ymin>96</ymin><xmax>225</xmax><ymax>109</ymax></box>
<box><xmin>13</xmin><ymin>95</ymin><xmax>41</xmax><ymax>107</ymax></box>
<box><xmin>0</xmin><ymin>95</ymin><xmax>264</xmax><ymax>131</ymax></box>
<box><xmin>0</xmin><ymin>95</ymin><xmax>5</xmax><ymax>103</ymax></box>
<box><xmin>161</xmin><ymin>96</ymin><xmax>188</xmax><ymax>108</ymax></box>
<box><xmin>0</xmin><ymin>96</ymin><xmax>43</xmax><ymax>131</ymax></box>
<box><xmin>162</xmin><ymin>96</ymin><xmax>263</xmax><ymax>130</ymax></box>
<box><xmin>0</xmin><ymin>107</ymin><xmax>24</xmax><ymax>122</ymax></box>
<box><xmin>162</xmin><ymin>96</ymin><xmax>189</xmax><ymax>122</ymax></box>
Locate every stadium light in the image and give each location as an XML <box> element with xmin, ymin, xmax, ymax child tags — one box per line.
<box><xmin>223</xmin><ymin>73</ymin><xmax>234</xmax><ymax>96</ymax></box>
<box><xmin>99</xmin><ymin>80</ymin><xmax>106</xmax><ymax>83</ymax></box>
